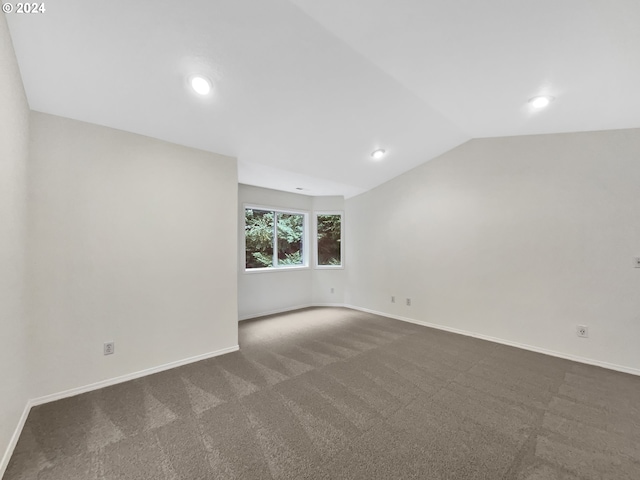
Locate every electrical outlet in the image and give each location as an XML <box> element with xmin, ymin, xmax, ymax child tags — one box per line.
<box><xmin>330</xmin><ymin>287</ymin><xmax>334</xmax><ymax>294</ymax></box>
<box><xmin>406</xmin><ymin>298</ymin><xmax>411</xmax><ymax>307</ymax></box>
<box><xmin>391</xmin><ymin>296</ymin><xmax>395</xmax><ymax>303</ymax></box>
<box><xmin>104</xmin><ymin>342</ymin><xmax>115</xmax><ymax>355</ymax></box>
<box><xmin>634</xmin><ymin>257</ymin><xmax>640</xmax><ymax>268</ymax></box>
<box><xmin>576</xmin><ymin>325</ymin><xmax>588</xmax><ymax>338</ymax></box>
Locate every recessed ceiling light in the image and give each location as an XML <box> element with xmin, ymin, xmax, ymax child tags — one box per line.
<box><xmin>190</xmin><ymin>75</ymin><xmax>211</xmax><ymax>95</ymax></box>
<box><xmin>528</xmin><ymin>95</ymin><xmax>554</xmax><ymax>109</ymax></box>
<box><xmin>371</xmin><ymin>149</ymin><xmax>386</xmax><ymax>160</ymax></box>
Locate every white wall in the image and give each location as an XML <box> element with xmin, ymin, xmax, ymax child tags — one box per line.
<box><xmin>27</xmin><ymin>112</ymin><xmax>239</xmax><ymax>398</ymax></box>
<box><xmin>238</xmin><ymin>185</ymin><xmax>345</xmax><ymax>319</ymax></box>
<box><xmin>238</xmin><ymin>185</ymin><xmax>313</xmax><ymax>319</ymax></box>
<box><xmin>0</xmin><ymin>12</ymin><xmax>30</xmax><ymax>475</ymax></box>
<box><xmin>346</xmin><ymin>129</ymin><xmax>640</xmax><ymax>373</ymax></box>
<box><xmin>311</xmin><ymin>195</ymin><xmax>346</xmax><ymax>305</ymax></box>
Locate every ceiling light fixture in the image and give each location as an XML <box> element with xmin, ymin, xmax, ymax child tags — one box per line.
<box><xmin>528</xmin><ymin>95</ymin><xmax>554</xmax><ymax>109</ymax></box>
<box><xmin>371</xmin><ymin>149</ymin><xmax>386</xmax><ymax>160</ymax></box>
<box><xmin>190</xmin><ymin>75</ymin><xmax>211</xmax><ymax>95</ymax></box>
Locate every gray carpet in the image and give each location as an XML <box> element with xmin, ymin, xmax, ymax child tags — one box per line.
<box><xmin>4</xmin><ymin>307</ymin><xmax>640</xmax><ymax>479</ymax></box>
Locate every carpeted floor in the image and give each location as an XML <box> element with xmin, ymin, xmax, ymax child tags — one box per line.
<box><xmin>4</xmin><ymin>307</ymin><xmax>640</xmax><ymax>479</ymax></box>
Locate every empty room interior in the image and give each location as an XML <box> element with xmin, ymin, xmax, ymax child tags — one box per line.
<box><xmin>2</xmin><ymin>1</ymin><xmax>640</xmax><ymax>479</ymax></box>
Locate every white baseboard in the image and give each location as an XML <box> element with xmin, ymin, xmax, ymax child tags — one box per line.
<box><xmin>0</xmin><ymin>344</ymin><xmax>238</xmax><ymax>477</ymax></box>
<box><xmin>238</xmin><ymin>303</ymin><xmax>348</xmax><ymax>321</ymax></box>
<box><xmin>239</xmin><ymin>304</ymin><xmax>314</xmax><ymax>321</ymax></box>
<box><xmin>30</xmin><ymin>345</ymin><xmax>239</xmax><ymax>407</ymax></box>
<box><xmin>0</xmin><ymin>402</ymin><xmax>31</xmax><ymax>479</ymax></box>
<box><xmin>240</xmin><ymin>303</ymin><xmax>640</xmax><ymax>376</ymax></box>
<box><xmin>344</xmin><ymin>304</ymin><xmax>640</xmax><ymax>377</ymax></box>
<box><xmin>4</xmin><ymin>305</ymin><xmax>639</xmax><ymax>477</ymax></box>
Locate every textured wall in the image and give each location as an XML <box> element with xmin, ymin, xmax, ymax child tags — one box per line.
<box><xmin>346</xmin><ymin>129</ymin><xmax>640</xmax><ymax>372</ymax></box>
<box><xmin>27</xmin><ymin>112</ymin><xmax>239</xmax><ymax>398</ymax></box>
<box><xmin>311</xmin><ymin>195</ymin><xmax>346</xmax><ymax>306</ymax></box>
<box><xmin>237</xmin><ymin>185</ymin><xmax>345</xmax><ymax>319</ymax></box>
<box><xmin>0</xmin><ymin>12</ymin><xmax>30</xmax><ymax>476</ymax></box>
<box><xmin>238</xmin><ymin>185</ymin><xmax>314</xmax><ymax>319</ymax></box>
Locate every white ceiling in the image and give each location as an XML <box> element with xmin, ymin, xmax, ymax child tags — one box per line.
<box><xmin>6</xmin><ymin>0</ymin><xmax>640</xmax><ymax>197</ymax></box>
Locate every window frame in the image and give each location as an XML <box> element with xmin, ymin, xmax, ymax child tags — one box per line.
<box><xmin>243</xmin><ymin>203</ymin><xmax>310</xmax><ymax>273</ymax></box>
<box><xmin>313</xmin><ymin>210</ymin><xmax>344</xmax><ymax>270</ymax></box>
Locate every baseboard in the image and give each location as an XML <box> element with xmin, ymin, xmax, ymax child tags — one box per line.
<box><xmin>239</xmin><ymin>303</ymin><xmax>348</xmax><ymax>322</ymax></box>
<box><xmin>240</xmin><ymin>303</ymin><xmax>640</xmax><ymax>376</ymax></box>
<box><xmin>0</xmin><ymin>344</ymin><xmax>238</xmax><ymax>477</ymax></box>
<box><xmin>30</xmin><ymin>345</ymin><xmax>239</xmax><ymax>407</ymax></box>
<box><xmin>0</xmin><ymin>402</ymin><xmax>31</xmax><ymax>479</ymax></box>
<box><xmin>239</xmin><ymin>304</ymin><xmax>314</xmax><ymax>321</ymax></box>
<box><xmin>4</xmin><ymin>306</ymin><xmax>638</xmax><ymax>476</ymax></box>
<box><xmin>344</xmin><ymin>304</ymin><xmax>640</xmax><ymax>377</ymax></box>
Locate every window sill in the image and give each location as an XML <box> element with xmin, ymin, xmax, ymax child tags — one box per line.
<box><xmin>244</xmin><ymin>265</ymin><xmax>310</xmax><ymax>274</ymax></box>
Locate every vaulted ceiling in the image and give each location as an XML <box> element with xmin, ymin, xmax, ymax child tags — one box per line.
<box><xmin>6</xmin><ymin>0</ymin><xmax>640</xmax><ymax>197</ymax></box>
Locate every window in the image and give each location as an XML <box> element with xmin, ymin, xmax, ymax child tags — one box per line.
<box><xmin>315</xmin><ymin>212</ymin><xmax>342</xmax><ymax>267</ymax></box>
<box><xmin>245</xmin><ymin>207</ymin><xmax>308</xmax><ymax>270</ymax></box>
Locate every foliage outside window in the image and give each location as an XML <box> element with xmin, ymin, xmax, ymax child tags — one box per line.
<box><xmin>245</xmin><ymin>208</ymin><xmax>306</xmax><ymax>269</ymax></box>
<box><xmin>316</xmin><ymin>213</ymin><xmax>342</xmax><ymax>267</ymax></box>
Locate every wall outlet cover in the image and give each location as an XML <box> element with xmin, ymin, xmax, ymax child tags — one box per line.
<box><xmin>576</xmin><ymin>326</ymin><xmax>589</xmax><ymax>338</ymax></box>
<box><xmin>104</xmin><ymin>342</ymin><xmax>115</xmax><ymax>355</ymax></box>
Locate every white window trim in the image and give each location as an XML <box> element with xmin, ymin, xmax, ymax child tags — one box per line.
<box><xmin>243</xmin><ymin>203</ymin><xmax>310</xmax><ymax>273</ymax></box>
<box><xmin>313</xmin><ymin>210</ymin><xmax>344</xmax><ymax>270</ymax></box>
